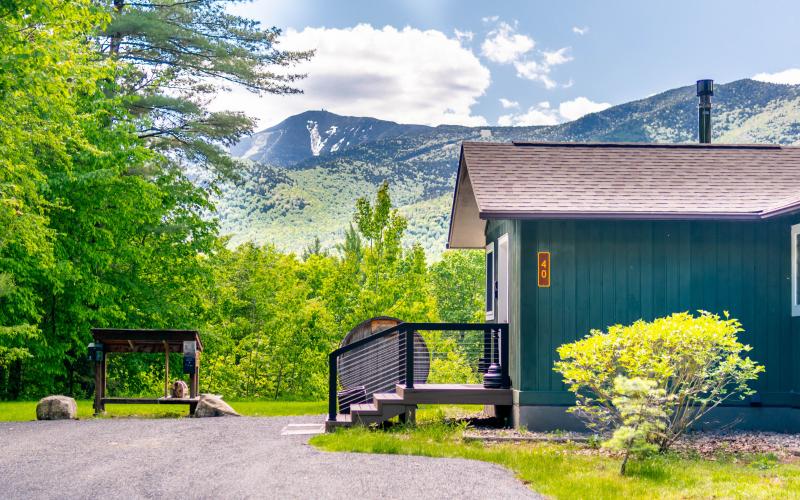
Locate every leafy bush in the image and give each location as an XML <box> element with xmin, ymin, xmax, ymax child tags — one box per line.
<box><xmin>554</xmin><ymin>311</ymin><xmax>764</xmax><ymax>451</ymax></box>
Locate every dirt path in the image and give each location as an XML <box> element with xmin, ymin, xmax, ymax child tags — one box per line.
<box><xmin>0</xmin><ymin>416</ymin><xmax>537</xmax><ymax>499</ymax></box>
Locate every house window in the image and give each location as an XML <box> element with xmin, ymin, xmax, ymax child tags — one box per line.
<box><xmin>793</xmin><ymin>224</ymin><xmax>800</xmax><ymax>316</ymax></box>
<box><xmin>486</xmin><ymin>242</ymin><xmax>495</xmax><ymax>320</ymax></box>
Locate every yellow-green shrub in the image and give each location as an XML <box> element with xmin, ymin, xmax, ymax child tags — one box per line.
<box><xmin>554</xmin><ymin>311</ymin><xmax>764</xmax><ymax>451</ymax></box>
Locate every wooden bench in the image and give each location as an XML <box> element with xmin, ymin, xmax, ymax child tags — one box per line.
<box><xmin>100</xmin><ymin>397</ymin><xmax>200</xmax><ymax>415</ymax></box>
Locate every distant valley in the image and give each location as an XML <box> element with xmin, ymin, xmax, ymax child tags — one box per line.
<box><xmin>217</xmin><ymin>79</ymin><xmax>800</xmax><ymax>256</ymax></box>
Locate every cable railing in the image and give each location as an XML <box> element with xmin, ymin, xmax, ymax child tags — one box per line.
<box><xmin>328</xmin><ymin>322</ymin><xmax>509</xmax><ymax>421</ymax></box>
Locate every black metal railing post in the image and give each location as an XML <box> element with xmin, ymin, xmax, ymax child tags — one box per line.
<box><xmin>500</xmin><ymin>324</ymin><xmax>510</xmax><ymax>389</ymax></box>
<box><xmin>405</xmin><ymin>326</ymin><xmax>414</xmax><ymax>389</ymax></box>
<box><xmin>328</xmin><ymin>352</ymin><xmax>337</xmax><ymax>421</ymax></box>
<box><xmin>482</xmin><ymin>327</ymin><xmax>492</xmax><ymax>373</ymax></box>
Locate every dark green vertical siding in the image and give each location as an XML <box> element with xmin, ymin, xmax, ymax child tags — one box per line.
<box><xmin>488</xmin><ymin>217</ymin><xmax>800</xmax><ymax>405</ymax></box>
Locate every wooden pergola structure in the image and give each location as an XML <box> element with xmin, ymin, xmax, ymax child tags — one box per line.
<box><xmin>90</xmin><ymin>329</ymin><xmax>203</xmax><ymax>415</ymax></box>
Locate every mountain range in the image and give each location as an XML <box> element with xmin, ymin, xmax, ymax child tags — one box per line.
<box><xmin>216</xmin><ymin>79</ymin><xmax>800</xmax><ymax>256</ymax></box>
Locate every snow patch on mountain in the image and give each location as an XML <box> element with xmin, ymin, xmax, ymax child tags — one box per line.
<box><xmin>307</xmin><ymin>120</ymin><xmax>327</xmax><ymax>156</ymax></box>
<box><xmin>331</xmin><ymin>136</ymin><xmax>346</xmax><ymax>153</ymax></box>
<box><xmin>242</xmin><ymin>133</ymin><xmax>271</xmax><ymax>159</ymax></box>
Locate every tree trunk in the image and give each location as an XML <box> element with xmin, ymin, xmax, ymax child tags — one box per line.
<box><xmin>109</xmin><ymin>0</ymin><xmax>125</xmax><ymax>56</ymax></box>
<box><xmin>620</xmin><ymin>449</ymin><xmax>630</xmax><ymax>475</ymax></box>
<box><xmin>8</xmin><ymin>359</ymin><xmax>22</xmax><ymax>400</ymax></box>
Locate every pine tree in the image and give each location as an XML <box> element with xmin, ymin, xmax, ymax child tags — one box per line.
<box><xmin>99</xmin><ymin>0</ymin><xmax>313</xmax><ymax>180</ymax></box>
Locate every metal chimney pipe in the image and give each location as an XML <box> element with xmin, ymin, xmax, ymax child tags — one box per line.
<box><xmin>697</xmin><ymin>79</ymin><xmax>714</xmax><ymax>143</ymax></box>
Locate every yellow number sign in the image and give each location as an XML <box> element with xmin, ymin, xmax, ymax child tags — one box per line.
<box><xmin>538</xmin><ymin>252</ymin><xmax>550</xmax><ymax>288</ymax></box>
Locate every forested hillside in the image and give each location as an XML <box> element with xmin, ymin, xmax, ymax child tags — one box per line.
<box><xmin>220</xmin><ymin>79</ymin><xmax>800</xmax><ymax>255</ymax></box>
<box><xmin>0</xmin><ymin>0</ymin><xmax>483</xmax><ymax>401</ymax></box>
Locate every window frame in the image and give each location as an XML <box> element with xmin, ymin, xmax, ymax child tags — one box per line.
<box><xmin>485</xmin><ymin>241</ymin><xmax>495</xmax><ymax>320</ymax></box>
<box><xmin>496</xmin><ymin>234</ymin><xmax>509</xmax><ymax>323</ymax></box>
<box><xmin>792</xmin><ymin>224</ymin><xmax>800</xmax><ymax>316</ymax></box>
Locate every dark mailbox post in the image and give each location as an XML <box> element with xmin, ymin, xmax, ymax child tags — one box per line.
<box><xmin>87</xmin><ymin>342</ymin><xmax>104</xmax><ymax>362</ymax></box>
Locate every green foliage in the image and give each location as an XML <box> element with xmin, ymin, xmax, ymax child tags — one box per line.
<box><xmin>603</xmin><ymin>377</ymin><xmax>668</xmax><ymax>475</ymax></box>
<box><xmin>0</xmin><ymin>0</ymin><xmax>116</xmax><ymax>391</ymax></box>
<box><xmin>554</xmin><ymin>312</ymin><xmax>765</xmax><ymax>451</ymax></box>
<box><xmin>201</xmin><ymin>243</ymin><xmax>337</xmax><ymax>399</ymax></box>
<box><xmin>0</xmin><ymin>0</ymin><xmax>310</xmax><ymax>398</ymax></box>
<box><xmin>430</xmin><ymin>250</ymin><xmax>484</xmax><ymax>322</ymax></box>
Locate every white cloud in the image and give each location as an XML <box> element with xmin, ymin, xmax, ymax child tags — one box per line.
<box><xmin>752</xmin><ymin>68</ymin><xmax>800</xmax><ymax>85</ymax></box>
<box><xmin>499</xmin><ymin>98</ymin><xmax>519</xmax><ymax>109</ymax></box>
<box><xmin>543</xmin><ymin>47</ymin><xmax>572</xmax><ymax>66</ymax></box>
<box><xmin>482</xmin><ymin>15</ymin><xmax>500</xmax><ymax>23</ymax></box>
<box><xmin>498</xmin><ymin>102</ymin><xmax>560</xmax><ymax>126</ymax></box>
<box><xmin>454</xmin><ymin>29</ymin><xmax>473</xmax><ymax>43</ymax></box>
<box><xmin>572</xmin><ymin>26</ymin><xmax>589</xmax><ymax>35</ymax></box>
<box><xmin>558</xmin><ymin>96</ymin><xmax>612</xmax><ymax>121</ymax></box>
<box><xmin>209</xmin><ymin>24</ymin><xmax>490</xmax><ymax>127</ymax></box>
<box><xmin>479</xmin><ymin>19</ymin><xmax>572</xmax><ymax>90</ymax></box>
<box><xmin>481</xmin><ymin>21</ymin><xmax>535</xmax><ymax>64</ymax></box>
<box><xmin>498</xmin><ymin>96</ymin><xmax>611</xmax><ymax>125</ymax></box>
<box><xmin>513</xmin><ymin>60</ymin><xmax>557</xmax><ymax>89</ymax></box>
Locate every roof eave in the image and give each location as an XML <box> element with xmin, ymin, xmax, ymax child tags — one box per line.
<box><xmin>446</xmin><ymin>146</ymin><xmax>466</xmax><ymax>248</ymax></box>
<box><xmin>761</xmin><ymin>199</ymin><xmax>800</xmax><ymax>219</ymax></box>
<box><xmin>478</xmin><ymin>210</ymin><xmax>765</xmax><ymax>221</ymax></box>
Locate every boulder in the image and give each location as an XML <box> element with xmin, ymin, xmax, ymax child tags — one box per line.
<box><xmin>194</xmin><ymin>394</ymin><xmax>240</xmax><ymax>417</ymax></box>
<box><xmin>36</xmin><ymin>395</ymin><xmax>78</xmax><ymax>420</ymax></box>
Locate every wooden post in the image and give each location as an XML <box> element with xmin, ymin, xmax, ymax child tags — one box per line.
<box><xmin>164</xmin><ymin>343</ymin><xmax>170</xmax><ymax>398</ymax></box>
<box><xmin>94</xmin><ymin>352</ymin><xmax>107</xmax><ymax>414</ymax></box>
<box><xmin>103</xmin><ymin>353</ymin><xmax>107</xmax><ymax>401</ymax></box>
<box><xmin>93</xmin><ymin>357</ymin><xmax>102</xmax><ymax>414</ymax></box>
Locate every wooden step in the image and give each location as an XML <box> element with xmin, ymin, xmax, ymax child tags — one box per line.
<box><xmin>350</xmin><ymin>403</ymin><xmax>381</xmax><ymax>415</ymax></box>
<box><xmin>373</xmin><ymin>393</ymin><xmax>403</xmax><ymax>402</ymax></box>
<box><xmin>324</xmin><ymin>413</ymin><xmax>352</xmax><ymax>431</ymax></box>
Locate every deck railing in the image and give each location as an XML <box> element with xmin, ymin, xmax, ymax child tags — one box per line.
<box><xmin>328</xmin><ymin>322</ymin><xmax>509</xmax><ymax>421</ymax></box>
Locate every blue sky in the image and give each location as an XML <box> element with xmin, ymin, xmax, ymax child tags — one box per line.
<box><xmin>214</xmin><ymin>0</ymin><xmax>800</xmax><ymax>128</ymax></box>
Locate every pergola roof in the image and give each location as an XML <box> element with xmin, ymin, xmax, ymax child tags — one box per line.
<box><xmin>91</xmin><ymin>329</ymin><xmax>203</xmax><ymax>353</ymax></box>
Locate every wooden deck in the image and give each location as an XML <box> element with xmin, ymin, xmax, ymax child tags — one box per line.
<box><xmin>325</xmin><ymin>384</ymin><xmax>512</xmax><ymax>431</ymax></box>
<box><xmin>396</xmin><ymin>384</ymin><xmax>513</xmax><ymax>405</ymax></box>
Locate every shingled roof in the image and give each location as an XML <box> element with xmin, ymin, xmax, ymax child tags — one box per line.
<box><xmin>448</xmin><ymin>141</ymin><xmax>800</xmax><ymax>248</ymax></box>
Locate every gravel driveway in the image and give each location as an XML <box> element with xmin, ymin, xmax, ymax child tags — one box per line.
<box><xmin>0</xmin><ymin>416</ymin><xmax>537</xmax><ymax>499</ymax></box>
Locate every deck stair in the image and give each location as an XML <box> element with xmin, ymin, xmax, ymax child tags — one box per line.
<box><xmin>326</xmin><ymin>384</ymin><xmax>512</xmax><ymax>431</ymax></box>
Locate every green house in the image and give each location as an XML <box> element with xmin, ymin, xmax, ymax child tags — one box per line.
<box><xmin>448</xmin><ymin>141</ymin><xmax>800</xmax><ymax>432</ymax></box>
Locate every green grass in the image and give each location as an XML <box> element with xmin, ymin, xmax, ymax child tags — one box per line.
<box><xmin>310</xmin><ymin>414</ymin><xmax>800</xmax><ymax>499</ymax></box>
<box><xmin>0</xmin><ymin>399</ymin><xmax>327</xmax><ymax>421</ymax></box>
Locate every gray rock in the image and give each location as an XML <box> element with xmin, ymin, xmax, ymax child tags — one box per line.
<box><xmin>36</xmin><ymin>395</ymin><xmax>77</xmax><ymax>420</ymax></box>
<box><xmin>194</xmin><ymin>394</ymin><xmax>240</xmax><ymax>417</ymax></box>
